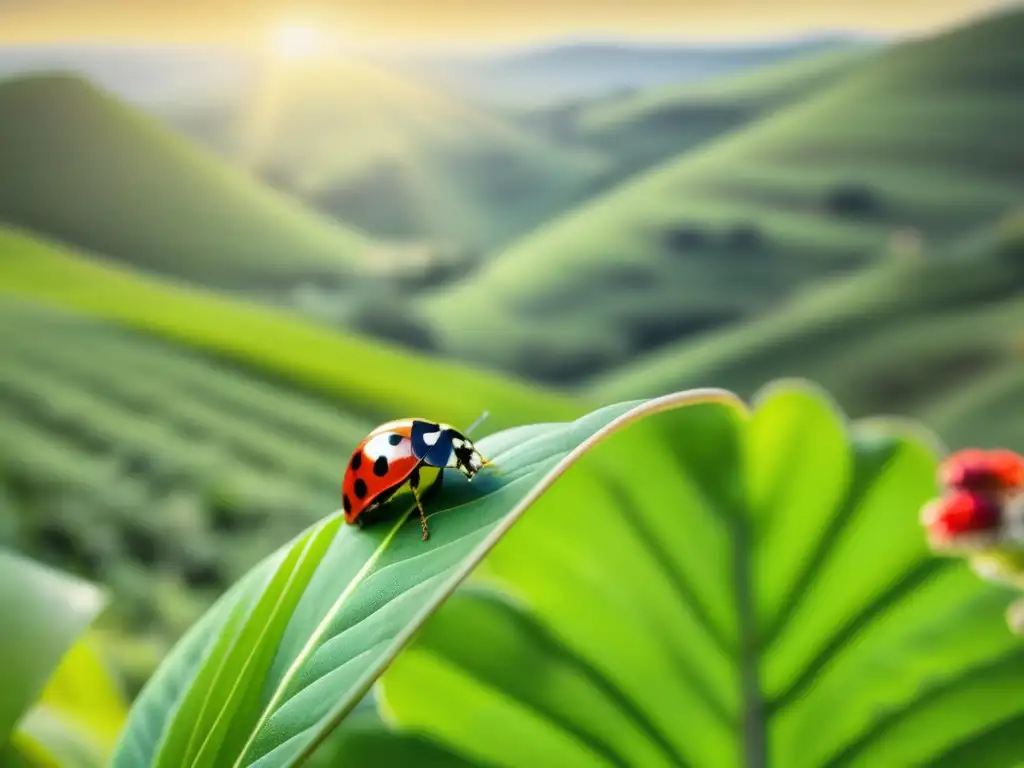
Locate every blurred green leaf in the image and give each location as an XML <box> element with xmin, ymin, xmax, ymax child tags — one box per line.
<box><xmin>298</xmin><ymin>689</ymin><xmax>483</xmax><ymax>768</ymax></box>
<box><xmin>0</xmin><ymin>549</ymin><xmax>108</xmax><ymax>750</ymax></box>
<box><xmin>112</xmin><ymin>388</ymin><xmax>743</xmax><ymax>768</ymax></box>
<box><xmin>11</xmin><ymin>633</ymin><xmax>129</xmax><ymax>768</ymax></box>
<box><xmin>378</xmin><ymin>382</ymin><xmax>1024</xmax><ymax>767</ymax></box>
<box><xmin>302</xmin><ymin>712</ymin><xmax>483</xmax><ymax>768</ymax></box>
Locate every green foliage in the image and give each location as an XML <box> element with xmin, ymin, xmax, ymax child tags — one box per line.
<box><xmin>0</xmin><ymin>74</ymin><xmax>371</xmax><ymax>286</ymax></box>
<box><xmin>110</xmin><ymin>380</ymin><xmax>1024</xmax><ymax>767</ymax></box>
<box><xmin>299</xmin><ymin>701</ymin><xmax>478</xmax><ymax>768</ymax></box>
<box><xmin>423</xmin><ymin>6</ymin><xmax>1024</xmax><ymax>381</ymax></box>
<box><xmin>380</xmin><ymin>383</ymin><xmax>1024</xmax><ymax>766</ymax></box>
<box><xmin>110</xmin><ymin>387</ymin><xmax>742</xmax><ymax>767</ymax></box>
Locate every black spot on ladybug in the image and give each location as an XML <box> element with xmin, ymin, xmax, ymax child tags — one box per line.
<box><xmin>354</xmin><ymin>478</ymin><xmax>368</xmax><ymax>499</ymax></box>
<box><xmin>342</xmin><ymin>494</ymin><xmax>352</xmax><ymax>514</ymax></box>
<box><xmin>388</xmin><ymin>433</ymin><xmax>402</xmax><ymax>446</ymax></box>
<box><xmin>350</xmin><ymin>452</ymin><xmax>362</xmax><ymax>471</ymax></box>
<box><xmin>373</xmin><ymin>456</ymin><xmax>389</xmax><ymax>477</ymax></box>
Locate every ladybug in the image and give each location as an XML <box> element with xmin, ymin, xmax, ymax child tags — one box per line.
<box><xmin>342</xmin><ymin>417</ymin><xmax>489</xmax><ymax>540</ymax></box>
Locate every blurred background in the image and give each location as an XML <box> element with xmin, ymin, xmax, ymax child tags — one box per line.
<box><xmin>0</xmin><ymin>0</ymin><xmax>1022</xmax><ymax>697</ymax></box>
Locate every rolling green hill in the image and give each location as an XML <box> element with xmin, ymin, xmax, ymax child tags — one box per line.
<box><xmin>591</xmin><ymin>209</ymin><xmax>1024</xmax><ymax>451</ymax></box>
<box><xmin>167</xmin><ymin>59</ymin><xmax>608</xmax><ymax>251</ymax></box>
<box><xmin>0</xmin><ymin>73</ymin><xmax>373</xmax><ymax>287</ymax></box>
<box><xmin>422</xmin><ymin>6</ymin><xmax>1024</xmax><ymax>383</ymax></box>
<box><xmin>571</xmin><ymin>44</ymin><xmax>872</xmax><ymax>177</ymax></box>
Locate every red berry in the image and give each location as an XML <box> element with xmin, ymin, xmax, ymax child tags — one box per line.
<box><xmin>989</xmin><ymin>449</ymin><xmax>1024</xmax><ymax>488</ymax></box>
<box><xmin>940</xmin><ymin>448</ymin><xmax>1024</xmax><ymax>494</ymax></box>
<box><xmin>924</xmin><ymin>491</ymin><xmax>1002</xmax><ymax>542</ymax></box>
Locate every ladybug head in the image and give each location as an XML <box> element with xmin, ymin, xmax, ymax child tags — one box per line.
<box><xmin>446</xmin><ymin>429</ymin><xmax>488</xmax><ymax>480</ymax></box>
<box><xmin>940</xmin><ymin>448</ymin><xmax>1024</xmax><ymax>496</ymax></box>
<box><xmin>921</xmin><ymin>491</ymin><xmax>1004</xmax><ymax>551</ymax></box>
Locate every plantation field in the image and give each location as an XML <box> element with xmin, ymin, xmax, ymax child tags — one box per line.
<box><xmin>423</xmin><ymin>7</ymin><xmax>1024</xmax><ymax>382</ymax></box>
<box><xmin>591</xmin><ymin>211</ymin><xmax>1024</xmax><ymax>451</ymax></box>
<box><xmin>0</xmin><ymin>73</ymin><xmax>372</xmax><ymax>287</ymax></box>
<box><xmin>0</xmin><ymin>298</ymin><xmax>375</xmax><ymax>690</ymax></box>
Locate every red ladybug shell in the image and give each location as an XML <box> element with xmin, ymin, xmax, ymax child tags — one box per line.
<box><xmin>342</xmin><ymin>420</ymin><xmax>421</xmax><ymax>524</ymax></box>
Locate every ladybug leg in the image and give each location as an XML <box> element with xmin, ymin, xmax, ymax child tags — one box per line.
<box><xmin>409</xmin><ymin>468</ymin><xmax>430</xmax><ymax>541</ymax></box>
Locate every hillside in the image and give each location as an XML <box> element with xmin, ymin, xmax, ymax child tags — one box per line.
<box><xmin>590</xmin><ymin>210</ymin><xmax>1024</xmax><ymax>451</ymax></box>
<box><xmin>165</xmin><ymin>58</ymin><xmax>608</xmax><ymax>251</ymax></box>
<box><xmin>422</xmin><ymin>6</ymin><xmax>1024</xmax><ymax>382</ymax></box>
<box><xmin>0</xmin><ymin>73</ymin><xmax>373</xmax><ymax>287</ymax></box>
<box><xmin>569</xmin><ymin>45</ymin><xmax>872</xmax><ymax>176</ymax></box>
<box><xmin>0</xmin><ymin>225</ymin><xmax>578</xmax><ymax>430</ymax></box>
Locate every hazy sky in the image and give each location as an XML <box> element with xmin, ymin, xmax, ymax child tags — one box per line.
<box><xmin>0</xmin><ymin>0</ymin><xmax>1013</xmax><ymax>46</ymax></box>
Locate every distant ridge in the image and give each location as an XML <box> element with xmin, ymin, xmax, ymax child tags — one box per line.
<box><xmin>0</xmin><ymin>42</ymin><xmax>258</xmax><ymax>105</ymax></box>
<box><xmin>370</xmin><ymin>34</ymin><xmax>869</xmax><ymax>105</ymax></box>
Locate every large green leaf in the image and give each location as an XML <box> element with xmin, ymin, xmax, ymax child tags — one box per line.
<box><xmin>0</xmin><ymin>549</ymin><xmax>108</xmax><ymax>750</ymax></box>
<box><xmin>302</xmin><ymin>707</ymin><xmax>483</xmax><ymax>768</ymax></box>
<box><xmin>111</xmin><ymin>387</ymin><xmax>744</xmax><ymax>768</ymax></box>
<box><xmin>378</xmin><ymin>382</ymin><xmax>1024</xmax><ymax>767</ymax></box>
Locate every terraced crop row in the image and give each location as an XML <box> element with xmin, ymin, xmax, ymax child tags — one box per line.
<box><xmin>0</xmin><ymin>303</ymin><xmax>373</xmax><ymax>447</ymax></box>
<box><xmin>0</xmin><ymin>300</ymin><xmax>377</xmax><ymax>690</ymax></box>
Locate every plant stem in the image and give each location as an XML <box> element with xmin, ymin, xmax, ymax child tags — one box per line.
<box><xmin>733</xmin><ymin>519</ymin><xmax>767</xmax><ymax>768</ymax></box>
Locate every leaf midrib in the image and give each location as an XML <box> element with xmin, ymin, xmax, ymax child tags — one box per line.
<box><xmin>732</xmin><ymin>515</ymin><xmax>767</xmax><ymax>768</ymax></box>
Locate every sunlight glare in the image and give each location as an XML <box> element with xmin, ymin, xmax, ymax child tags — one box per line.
<box><xmin>269</xmin><ymin>22</ymin><xmax>326</xmax><ymax>61</ymax></box>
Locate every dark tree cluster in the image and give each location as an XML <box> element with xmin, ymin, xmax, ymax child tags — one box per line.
<box><xmin>663</xmin><ymin>220</ymin><xmax>768</xmax><ymax>255</ymax></box>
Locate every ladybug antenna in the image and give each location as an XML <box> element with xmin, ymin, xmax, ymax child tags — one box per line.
<box><xmin>464</xmin><ymin>410</ymin><xmax>490</xmax><ymax>438</ymax></box>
